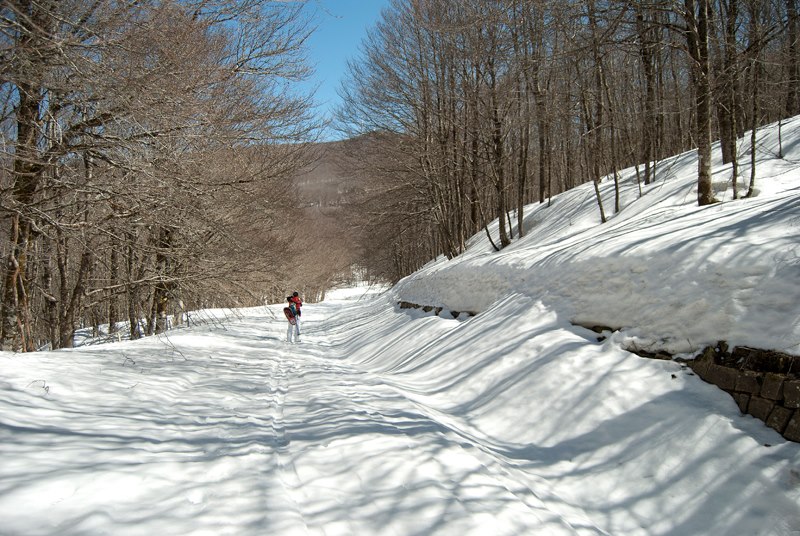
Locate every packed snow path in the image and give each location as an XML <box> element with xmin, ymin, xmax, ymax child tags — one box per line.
<box><xmin>2</xmin><ymin>289</ymin><xmax>799</xmax><ymax>535</ymax></box>
<box><xmin>1</xmin><ymin>297</ymin><xmax>602</xmax><ymax>535</ymax></box>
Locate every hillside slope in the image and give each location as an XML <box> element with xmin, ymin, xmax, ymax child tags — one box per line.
<box><xmin>394</xmin><ymin>116</ymin><xmax>800</xmax><ymax>357</ymax></box>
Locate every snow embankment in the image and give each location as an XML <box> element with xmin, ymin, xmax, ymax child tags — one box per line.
<box><xmin>394</xmin><ymin>116</ymin><xmax>800</xmax><ymax>356</ymax></box>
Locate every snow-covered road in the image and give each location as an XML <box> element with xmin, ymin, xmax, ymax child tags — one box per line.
<box><xmin>1</xmin><ymin>295</ymin><xmax>603</xmax><ymax>535</ymax></box>
<box><xmin>2</xmin><ymin>288</ymin><xmax>799</xmax><ymax>535</ymax></box>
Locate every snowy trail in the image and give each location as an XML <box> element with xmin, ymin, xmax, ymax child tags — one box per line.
<box><xmin>0</xmin><ymin>299</ymin><xmax>603</xmax><ymax>536</ymax></box>
<box><xmin>2</xmin><ymin>291</ymin><xmax>799</xmax><ymax>535</ymax></box>
<box><xmin>301</xmin><ymin>300</ymin><xmax>612</xmax><ymax>535</ymax></box>
<box><xmin>261</xmin><ymin>303</ymin><xmax>604</xmax><ymax>535</ymax></box>
<box><xmin>308</xmin><ymin>291</ymin><xmax>800</xmax><ymax>536</ymax></box>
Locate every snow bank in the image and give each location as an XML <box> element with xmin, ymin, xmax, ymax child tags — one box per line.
<box><xmin>395</xmin><ymin>116</ymin><xmax>800</xmax><ymax>355</ymax></box>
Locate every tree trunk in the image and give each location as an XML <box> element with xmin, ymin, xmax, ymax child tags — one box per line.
<box><xmin>1</xmin><ymin>81</ymin><xmax>42</xmax><ymax>351</ymax></box>
<box><xmin>747</xmin><ymin>57</ymin><xmax>760</xmax><ymax>197</ymax></box>
<box><xmin>58</xmin><ymin>248</ymin><xmax>93</xmax><ymax>349</ymax></box>
<box><xmin>716</xmin><ymin>0</ymin><xmax>740</xmax><ymax>166</ymax></box>
<box><xmin>636</xmin><ymin>6</ymin><xmax>657</xmax><ymax>185</ymax></box>
<box><xmin>786</xmin><ymin>0</ymin><xmax>800</xmax><ymax>116</ymax></box>
<box><xmin>153</xmin><ymin>226</ymin><xmax>175</xmax><ymax>335</ymax></box>
<box><xmin>108</xmin><ymin>245</ymin><xmax>120</xmax><ymax>334</ymax></box>
<box><xmin>126</xmin><ymin>231</ymin><xmax>141</xmax><ymax>340</ymax></box>
<box><xmin>488</xmin><ymin>48</ymin><xmax>511</xmax><ymax>248</ymax></box>
<box><xmin>685</xmin><ymin>0</ymin><xmax>718</xmax><ymax>206</ymax></box>
<box><xmin>587</xmin><ymin>0</ymin><xmax>608</xmax><ymax>223</ymax></box>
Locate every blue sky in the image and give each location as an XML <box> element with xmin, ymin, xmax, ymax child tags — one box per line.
<box><xmin>302</xmin><ymin>0</ymin><xmax>389</xmax><ymax>137</ymax></box>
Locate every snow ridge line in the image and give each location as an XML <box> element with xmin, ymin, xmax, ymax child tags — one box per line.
<box><xmin>368</xmin><ymin>371</ymin><xmax>612</xmax><ymax>536</ymax></box>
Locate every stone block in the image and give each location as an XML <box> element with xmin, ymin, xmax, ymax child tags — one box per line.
<box><xmin>701</xmin><ymin>345</ymin><xmax>717</xmax><ymax>361</ymax></box>
<box><xmin>783</xmin><ymin>380</ymin><xmax>800</xmax><ymax>409</ymax></box>
<box><xmin>734</xmin><ymin>371</ymin><xmax>762</xmax><ymax>394</ymax></box>
<box><xmin>732</xmin><ymin>346</ymin><xmax>799</xmax><ymax>374</ymax></box>
<box><xmin>731</xmin><ymin>392</ymin><xmax>750</xmax><ymax>414</ymax></box>
<box><xmin>705</xmin><ymin>364</ymin><xmax>738</xmax><ymax>391</ymax></box>
<box><xmin>689</xmin><ymin>358</ymin><xmax>711</xmax><ymax>380</ymax></box>
<box><xmin>782</xmin><ymin>411</ymin><xmax>800</xmax><ymax>443</ymax></box>
<box><xmin>766</xmin><ymin>406</ymin><xmax>794</xmax><ymax>434</ymax></box>
<box><xmin>747</xmin><ymin>396</ymin><xmax>775</xmax><ymax>422</ymax></box>
<box><xmin>760</xmin><ymin>373</ymin><xmax>785</xmax><ymax>401</ymax></box>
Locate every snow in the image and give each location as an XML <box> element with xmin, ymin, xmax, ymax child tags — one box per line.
<box><xmin>1</xmin><ymin>117</ymin><xmax>800</xmax><ymax>535</ymax></box>
<box><xmin>396</xmin><ymin>117</ymin><xmax>800</xmax><ymax>356</ymax></box>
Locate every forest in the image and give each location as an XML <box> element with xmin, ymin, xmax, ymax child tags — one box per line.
<box><xmin>337</xmin><ymin>0</ymin><xmax>800</xmax><ymax>281</ymax></box>
<box><xmin>1</xmin><ymin>0</ymin><xmax>319</xmax><ymax>350</ymax></box>
<box><xmin>2</xmin><ymin>0</ymin><xmax>799</xmax><ymax>352</ymax></box>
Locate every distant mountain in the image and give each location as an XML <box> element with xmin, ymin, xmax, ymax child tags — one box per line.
<box><xmin>294</xmin><ymin>140</ymin><xmax>363</xmax><ymax>209</ymax></box>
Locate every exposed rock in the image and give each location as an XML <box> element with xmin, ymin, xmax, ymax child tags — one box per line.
<box><xmin>783</xmin><ymin>411</ymin><xmax>800</xmax><ymax>442</ymax></box>
<box><xmin>734</xmin><ymin>371</ymin><xmax>762</xmax><ymax>395</ymax></box>
<box><xmin>784</xmin><ymin>380</ymin><xmax>800</xmax><ymax>409</ymax></box>
<box><xmin>731</xmin><ymin>346</ymin><xmax>800</xmax><ymax>375</ymax></box>
<box><xmin>766</xmin><ymin>406</ymin><xmax>794</xmax><ymax>434</ymax></box>
<box><xmin>747</xmin><ymin>397</ymin><xmax>775</xmax><ymax>422</ymax></box>
<box><xmin>397</xmin><ymin>301</ymin><xmax>476</xmax><ymax>318</ymax></box>
<box><xmin>705</xmin><ymin>364</ymin><xmax>738</xmax><ymax>391</ymax></box>
<box><xmin>732</xmin><ymin>392</ymin><xmax>751</xmax><ymax>413</ymax></box>
<box><xmin>760</xmin><ymin>373</ymin><xmax>785</xmax><ymax>402</ymax></box>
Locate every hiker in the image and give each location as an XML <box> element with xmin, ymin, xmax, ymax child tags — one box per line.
<box><xmin>290</xmin><ymin>291</ymin><xmax>303</xmax><ymax>334</ymax></box>
<box><xmin>285</xmin><ymin>296</ymin><xmax>300</xmax><ymax>343</ymax></box>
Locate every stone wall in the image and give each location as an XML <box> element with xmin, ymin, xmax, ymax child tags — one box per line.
<box><xmin>688</xmin><ymin>345</ymin><xmax>800</xmax><ymax>443</ymax></box>
<box><xmin>403</xmin><ymin>304</ymin><xmax>800</xmax><ymax>443</ymax></box>
<box><xmin>398</xmin><ymin>301</ymin><xmax>476</xmax><ymax>318</ymax></box>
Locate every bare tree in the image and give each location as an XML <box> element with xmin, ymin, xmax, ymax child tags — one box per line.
<box><xmin>683</xmin><ymin>0</ymin><xmax>719</xmax><ymax>205</ymax></box>
<box><xmin>335</xmin><ymin>0</ymin><xmax>798</xmax><ymax>282</ymax></box>
<box><xmin>0</xmin><ymin>0</ymin><xmax>316</xmax><ymax>350</ymax></box>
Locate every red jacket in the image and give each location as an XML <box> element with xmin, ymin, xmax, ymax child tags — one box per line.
<box><xmin>290</xmin><ymin>296</ymin><xmax>302</xmax><ymax>315</ymax></box>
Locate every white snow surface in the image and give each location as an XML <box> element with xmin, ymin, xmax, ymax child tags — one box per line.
<box><xmin>2</xmin><ymin>117</ymin><xmax>800</xmax><ymax>535</ymax></box>
<box><xmin>396</xmin><ymin>116</ymin><xmax>800</xmax><ymax>356</ymax></box>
